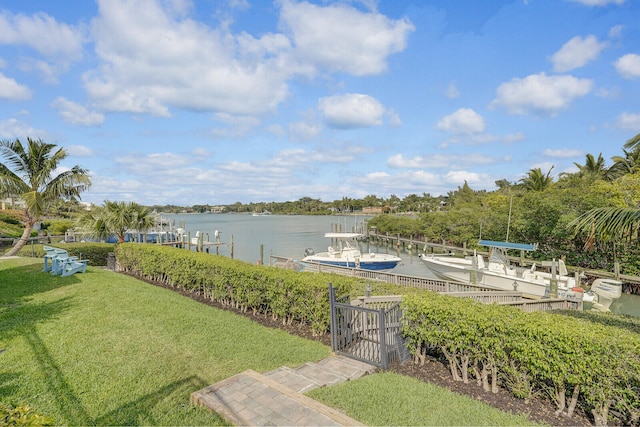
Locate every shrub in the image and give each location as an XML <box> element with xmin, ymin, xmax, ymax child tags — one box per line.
<box><xmin>0</xmin><ymin>402</ymin><xmax>54</xmax><ymax>426</ymax></box>
<box><xmin>16</xmin><ymin>242</ymin><xmax>115</xmax><ymax>266</ymax></box>
<box><xmin>402</xmin><ymin>293</ymin><xmax>640</xmax><ymax>426</ymax></box>
<box><xmin>114</xmin><ymin>243</ymin><xmax>406</xmax><ymax>335</ymax></box>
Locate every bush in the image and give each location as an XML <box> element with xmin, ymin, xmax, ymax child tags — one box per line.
<box><xmin>16</xmin><ymin>242</ymin><xmax>115</xmax><ymax>266</ymax></box>
<box><xmin>0</xmin><ymin>402</ymin><xmax>54</xmax><ymax>426</ymax></box>
<box><xmin>402</xmin><ymin>293</ymin><xmax>640</xmax><ymax>426</ymax></box>
<box><xmin>40</xmin><ymin>219</ymin><xmax>75</xmax><ymax>235</ymax></box>
<box><xmin>114</xmin><ymin>243</ymin><xmax>408</xmax><ymax>335</ymax></box>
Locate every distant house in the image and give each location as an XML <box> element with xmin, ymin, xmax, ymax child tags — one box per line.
<box><xmin>210</xmin><ymin>206</ymin><xmax>226</xmax><ymax>213</ymax></box>
<box><xmin>1</xmin><ymin>198</ymin><xmax>26</xmax><ymax>210</ymax></box>
<box><xmin>362</xmin><ymin>206</ymin><xmax>384</xmax><ymax>214</ymax></box>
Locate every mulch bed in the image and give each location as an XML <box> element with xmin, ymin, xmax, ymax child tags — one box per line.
<box><xmin>137</xmin><ymin>274</ymin><xmax>594</xmax><ymax>426</ymax></box>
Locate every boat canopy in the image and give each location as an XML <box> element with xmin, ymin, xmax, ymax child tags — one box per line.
<box><xmin>324</xmin><ymin>232</ymin><xmax>364</xmax><ymax>239</ymax></box>
<box><xmin>478</xmin><ymin>240</ymin><xmax>538</xmax><ymax>252</ymax></box>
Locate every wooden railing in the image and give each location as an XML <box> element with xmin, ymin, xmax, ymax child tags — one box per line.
<box><xmin>271</xmin><ymin>256</ymin><xmax>584</xmax><ymax>313</ymax></box>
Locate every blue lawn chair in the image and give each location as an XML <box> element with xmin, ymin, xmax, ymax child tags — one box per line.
<box><xmin>60</xmin><ymin>259</ymin><xmax>89</xmax><ymax>277</ymax></box>
<box><xmin>42</xmin><ymin>246</ymin><xmax>57</xmax><ymax>272</ymax></box>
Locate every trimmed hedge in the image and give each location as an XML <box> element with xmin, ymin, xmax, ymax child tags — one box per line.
<box><xmin>114</xmin><ymin>243</ymin><xmax>395</xmax><ymax>335</ymax></box>
<box><xmin>16</xmin><ymin>242</ymin><xmax>115</xmax><ymax>266</ymax></box>
<box><xmin>402</xmin><ymin>292</ymin><xmax>640</xmax><ymax>426</ymax></box>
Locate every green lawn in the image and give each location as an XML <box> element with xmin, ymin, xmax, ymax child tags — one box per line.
<box><xmin>308</xmin><ymin>372</ymin><xmax>540</xmax><ymax>426</ymax></box>
<box><xmin>0</xmin><ymin>258</ymin><xmax>329</xmax><ymax>425</ymax></box>
<box><xmin>1</xmin><ymin>257</ymin><xmax>542</xmax><ymax>426</ymax></box>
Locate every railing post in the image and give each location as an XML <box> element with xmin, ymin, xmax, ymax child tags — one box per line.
<box><xmin>379</xmin><ymin>307</ymin><xmax>387</xmax><ymax>369</ymax></box>
<box><xmin>329</xmin><ymin>283</ymin><xmax>337</xmax><ymax>352</ymax></box>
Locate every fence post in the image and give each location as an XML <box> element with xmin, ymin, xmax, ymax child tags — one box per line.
<box><xmin>328</xmin><ymin>283</ymin><xmax>337</xmax><ymax>352</ymax></box>
<box><xmin>379</xmin><ymin>307</ymin><xmax>387</xmax><ymax>369</ymax></box>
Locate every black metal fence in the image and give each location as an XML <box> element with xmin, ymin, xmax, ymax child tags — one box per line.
<box><xmin>329</xmin><ymin>284</ymin><xmax>408</xmax><ymax>369</ymax></box>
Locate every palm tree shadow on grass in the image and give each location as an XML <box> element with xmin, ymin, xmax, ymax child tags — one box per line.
<box><xmin>0</xmin><ymin>262</ymin><xmax>82</xmax><ymax>301</ymax></box>
<box><xmin>94</xmin><ymin>376</ymin><xmax>217</xmax><ymax>426</ymax></box>
<box><xmin>19</xmin><ymin>325</ymin><xmax>215</xmax><ymax>426</ymax></box>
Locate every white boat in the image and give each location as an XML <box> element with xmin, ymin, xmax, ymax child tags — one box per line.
<box><xmin>302</xmin><ymin>232</ymin><xmax>401</xmax><ymax>271</ymax></box>
<box><xmin>419</xmin><ymin>240</ymin><xmax>622</xmax><ymax>311</ymax></box>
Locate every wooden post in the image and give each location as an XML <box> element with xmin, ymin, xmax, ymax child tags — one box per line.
<box><xmin>260</xmin><ymin>244</ymin><xmax>264</xmax><ymax>265</ymax></box>
<box><xmin>550</xmin><ymin>259</ymin><xmax>558</xmax><ymax>298</ymax></box>
<box><xmin>230</xmin><ymin>234</ymin><xmax>234</xmax><ymax>259</ymax></box>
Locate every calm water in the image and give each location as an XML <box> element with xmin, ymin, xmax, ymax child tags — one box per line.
<box><xmin>164</xmin><ymin>213</ymin><xmax>640</xmax><ymax>317</ymax></box>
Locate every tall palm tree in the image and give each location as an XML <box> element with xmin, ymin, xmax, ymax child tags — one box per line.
<box><xmin>0</xmin><ymin>138</ymin><xmax>91</xmax><ymax>256</ymax></box>
<box><xmin>609</xmin><ymin>145</ymin><xmax>640</xmax><ymax>179</ymax></box>
<box><xmin>75</xmin><ymin>200</ymin><xmax>154</xmax><ymax>243</ymax></box>
<box><xmin>569</xmin><ymin>132</ymin><xmax>640</xmax><ymax>248</ymax></box>
<box><xmin>519</xmin><ymin>166</ymin><xmax>554</xmax><ymax>191</ymax></box>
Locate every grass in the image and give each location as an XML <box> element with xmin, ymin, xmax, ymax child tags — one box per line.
<box><xmin>0</xmin><ymin>258</ymin><xmax>330</xmax><ymax>425</ymax></box>
<box><xmin>307</xmin><ymin>372</ymin><xmax>541</xmax><ymax>426</ymax></box>
<box><xmin>1</xmin><ymin>257</ymin><xmax>542</xmax><ymax>426</ymax></box>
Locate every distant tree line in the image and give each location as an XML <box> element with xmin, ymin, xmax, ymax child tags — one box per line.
<box><xmin>149</xmin><ymin>194</ymin><xmax>447</xmax><ymax>216</ymax></box>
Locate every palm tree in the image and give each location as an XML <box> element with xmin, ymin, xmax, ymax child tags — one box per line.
<box><xmin>609</xmin><ymin>147</ymin><xmax>640</xmax><ymax>178</ymax></box>
<box><xmin>0</xmin><ymin>138</ymin><xmax>91</xmax><ymax>256</ymax></box>
<box><xmin>519</xmin><ymin>166</ymin><xmax>554</xmax><ymax>191</ymax></box>
<box><xmin>573</xmin><ymin>153</ymin><xmax>608</xmax><ymax>179</ymax></box>
<box><xmin>75</xmin><ymin>200</ymin><xmax>154</xmax><ymax>243</ymax></box>
<box><xmin>569</xmin><ymin>132</ymin><xmax>640</xmax><ymax>248</ymax></box>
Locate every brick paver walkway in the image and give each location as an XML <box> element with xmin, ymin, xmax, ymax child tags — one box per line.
<box><xmin>191</xmin><ymin>355</ymin><xmax>377</xmax><ymax>426</ymax></box>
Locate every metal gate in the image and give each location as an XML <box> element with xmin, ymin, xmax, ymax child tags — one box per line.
<box><xmin>329</xmin><ymin>284</ymin><xmax>409</xmax><ymax>369</ymax></box>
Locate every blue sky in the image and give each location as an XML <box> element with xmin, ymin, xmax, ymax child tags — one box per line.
<box><xmin>1</xmin><ymin>0</ymin><xmax>639</xmax><ymax>206</ymax></box>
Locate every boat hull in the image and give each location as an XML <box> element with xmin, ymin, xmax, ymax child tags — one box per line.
<box><xmin>419</xmin><ymin>254</ymin><xmax>577</xmax><ymax>299</ymax></box>
<box><xmin>302</xmin><ymin>254</ymin><xmax>400</xmax><ymax>271</ymax></box>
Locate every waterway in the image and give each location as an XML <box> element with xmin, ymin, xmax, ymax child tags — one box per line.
<box><xmin>164</xmin><ymin>213</ymin><xmax>640</xmax><ymax>317</ymax></box>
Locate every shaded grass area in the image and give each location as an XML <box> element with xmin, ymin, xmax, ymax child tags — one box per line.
<box><xmin>307</xmin><ymin>372</ymin><xmax>541</xmax><ymax>426</ymax></box>
<box><xmin>0</xmin><ymin>258</ymin><xmax>330</xmax><ymax>425</ymax></box>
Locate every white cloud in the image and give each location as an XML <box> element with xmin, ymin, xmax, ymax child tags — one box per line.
<box><xmin>84</xmin><ymin>0</ymin><xmax>413</xmax><ymax>121</ymax></box>
<box><xmin>386</xmin><ymin>109</ymin><xmax>402</xmax><ymax>127</ymax></box>
<box><xmin>318</xmin><ymin>94</ymin><xmax>385</xmax><ymax>129</ymax></box>
<box><xmin>615</xmin><ymin>54</ymin><xmax>640</xmax><ymax>79</ymax></box>
<box><xmin>551</xmin><ymin>35</ymin><xmax>607</xmax><ymax>72</ymax></box>
<box><xmin>86</xmin><ymin>0</ymin><xmax>291</xmax><ymax>117</ymax></box>
<box><xmin>435</xmin><ymin>108</ymin><xmax>485</xmax><ymax>134</ymax></box>
<box><xmin>0</xmin><ymin>73</ymin><xmax>31</xmax><ymax>100</ymax></box>
<box><xmin>67</xmin><ymin>145</ymin><xmax>94</xmax><ymax>157</ymax></box>
<box><xmin>0</xmin><ymin>11</ymin><xmax>84</xmax><ymax>80</ymax></box>
<box><xmin>0</xmin><ymin>11</ymin><xmax>84</xmax><ymax>59</ymax></box>
<box><xmin>491</xmin><ymin>72</ymin><xmax>593</xmax><ymax>116</ymax></box>
<box><xmin>565</xmin><ymin>0</ymin><xmax>625</xmax><ymax>5</ymax></box>
<box><xmin>51</xmin><ymin>97</ymin><xmax>104</xmax><ymax>126</ymax></box>
<box><xmin>388</xmin><ymin>152</ymin><xmax>497</xmax><ymax>169</ymax></box>
<box><xmin>278</xmin><ymin>0</ymin><xmax>414</xmax><ymax>76</ymax></box>
<box><xmin>543</xmin><ymin>148</ymin><xmax>583</xmax><ymax>157</ymax></box>
<box><xmin>288</xmin><ymin>121</ymin><xmax>322</xmax><ymax>142</ymax></box>
<box><xmin>0</xmin><ymin>118</ymin><xmax>46</xmax><ymax>140</ymax></box>
<box><xmin>617</xmin><ymin>112</ymin><xmax>640</xmax><ymax>131</ymax></box>
<box><xmin>445</xmin><ymin>82</ymin><xmax>460</xmax><ymax>99</ymax></box>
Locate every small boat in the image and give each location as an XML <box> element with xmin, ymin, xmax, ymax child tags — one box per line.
<box><xmin>419</xmin><ymin>239</ymin><xmax>622</xmax><ymax>311</ymax></box>
<box><xmin>302</xmin><ymin>232</ymin><xmax>401</xmax><ymax>271</ymax></box>
<box><xmin>252</xmin><ymin>210</ymin><xmax>271</xmax><ymax>216</ymax></box>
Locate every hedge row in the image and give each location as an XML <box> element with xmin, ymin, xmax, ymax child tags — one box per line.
<box><xmin>402</xmin><ymin>293</ymin><xmax>640</xmax><ymax>426</ymax></box>
<box><xmin>113</xmin><ymin>243</ymin><xmax>387</xmax><ymax>334</ymax></box>
<box><xmin>16</xmin><ymin>242</ymin><xmax>115</xmax><ymax>266</ymax></box>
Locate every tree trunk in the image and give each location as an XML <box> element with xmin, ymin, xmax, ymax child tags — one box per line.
<box><xmin>4</xmin><ymin>221</ymin><xmax>34</xmax><ymax>256</ymax></box>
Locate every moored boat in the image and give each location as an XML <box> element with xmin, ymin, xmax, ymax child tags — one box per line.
<box><xmin>419</xmin><ymin>239</ymin><xmax>622</xmax><ymax>311</ymax></box>
<box><xmin>302</xmin><ymin>232</ymin><xmax>401</xmax><ymax>271</ymax></box>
